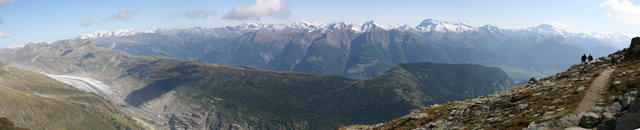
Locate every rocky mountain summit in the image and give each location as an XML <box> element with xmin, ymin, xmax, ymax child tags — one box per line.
<box><xmin>343</xmin><ymin>37</ymin><xmax>640</xmax><ymax>130</ymax></box>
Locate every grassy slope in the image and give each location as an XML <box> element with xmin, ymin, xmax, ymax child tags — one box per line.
<box><xmin>0</xmin><ymin>65</ymin><xmax>143</xmax><ymax>130</ymax></box>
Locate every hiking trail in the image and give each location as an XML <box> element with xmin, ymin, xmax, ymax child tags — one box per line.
<box><xmin>575</xmin><ymin>67</ymin><xmax>615</xmax><ymax>114</ymax></box>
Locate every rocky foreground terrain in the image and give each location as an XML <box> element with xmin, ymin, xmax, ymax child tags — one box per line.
<box><xmin>343</xmin><ymin>37</ymin><xmax>640</xmax><ymax>129</ymax></box>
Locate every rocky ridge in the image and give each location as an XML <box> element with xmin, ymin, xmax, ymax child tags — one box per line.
<box><xmin>343</xmin><ymin>37</ymin><xmax>640</xmax><ymax>129</ymax></box>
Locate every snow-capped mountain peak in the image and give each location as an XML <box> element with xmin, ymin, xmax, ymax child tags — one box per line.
<box><xmin>293</xmin><ymin>20</ymin><xmax>327</xmax><ymax>28</ymax></box>
<box><xmin>416</xmin><ymin>19</ymin><xmax>477</xmax><ymax>33</ymax></box>
<box><xmin>290</xmin><ymin>20</ymin><xmax>328</xmax><ymax>32</ymax></box>
<box><xmin>360</xmin><ymin>20</ymin><xmax>393</xmax><ymax>32</ymax></box>
<box><xmin>79</xmin><ymin>28</ymin><xmax>158</xmax><ymax>39</ymax></box>
<box><xmin>479</xmin><ymin>25</ymin><xmax>502</xmax><ymax>34</ymax></box>
<box><xmin>397</xmin><ymin>25</ymin><xmax>415</xmax><ymax>31</ymax></box>
<box><xmin>324</xmin><ymin>21</ymin><xmax>362</xmax><ymax>32</ymax></box>
<box><xmin>524</xmin><ymin>24</ymin><xmax>570</xmax><ymax>37</ymax></box>
<box><xmin>228</xmin><ymin>23</ymin><xmax>266</xmax><ymax>31</ymax></box>
<box><xmin>227</xmin><ymin>21</ymin><xmax>330</xmax><ymax>32</ymax></box>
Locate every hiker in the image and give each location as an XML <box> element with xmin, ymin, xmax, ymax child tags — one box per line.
<box><xmin>588</xmin><ymin>54</ymin><xmax>594</xmax><ymax>62</ymax></box>
<box><xmin>581</xmin><ymin>54</ymin><xmax>587</xmax><ymax>63</ymax></box>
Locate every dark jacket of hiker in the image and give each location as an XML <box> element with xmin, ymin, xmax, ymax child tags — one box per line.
<box><xmin>588</xmin><ymin>54</ymin><xmax>594</xmax><ymax>62</ymax></box>
<box><xmin>581</xmin><ymin>54</ymin><xmax>587</xmax><ymax>63</ymax></box>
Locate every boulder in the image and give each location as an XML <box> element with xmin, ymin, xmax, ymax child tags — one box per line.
<box><xmin>425</xmin><ymin>119</ymin><xmax>451</xmax><ymax>129</ymax></box>
<box><xmin>613</xmin><ymin>80</ymin><xmax>621</xmax><ymax>85</ymax></box>
<box><xmin>615</xmin><ymin>91</ymin><xmax>640</xmax><ymax>130</ymax></box>
<box><xmin>596</xmin><ymin>119</ymin><xmax>617</xmax><ymax>130</ymax></box>
<box><xmin>563</xmin><ymin>127</ymin><xmax>587</xmax><ymax>130</ymax></box>
<box><xmin>624</xmin><ymin>37</ymin><xmax>640</xmax><ymax>61</ymax></box>
<box><xmin>615</xmin><ymin>112</ymin><xmax>640</xmax><ymax>130</ymax></box>
<box><xmin>523</xmin><ymin>122</ymin><xmax>551</xmax><ymax>130</ymax></box>
<box><xmin>529</xmin><ymin>77</ymin><xmax>539</xmax><ymax>84</ymax></box>
<box><xmin>518</xmin><ymin>103</ymin><xmax>529</xmax><ymax>109</ymax></box>
<box><xmin>579</xmin><ymin>112</ymin><xmax>602</xmax><ymax>128</ymax></box>
<box><xmin>411</xmin><ymin>113</ymin><xmax>429</xmax><ymax>119</ymax></box>
<box><xmin>603</xmin><ymin>102</ymin><xmax>623</xmax><ymax>119</ymax></box>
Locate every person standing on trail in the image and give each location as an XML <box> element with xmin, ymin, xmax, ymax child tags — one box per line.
<box><xmin>581</xmin><ymin>54</ymin><xmax>587</xmax><ymax>63</ymax></box>
<box><xmin>588</xmin><ymin>54</ymin><xmax>594</xmax><ymax>62</ymax></box>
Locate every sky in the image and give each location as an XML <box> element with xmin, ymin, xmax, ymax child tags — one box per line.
<box><xmin>0</xmin><ymin>0</ymin><xmax>639</xmax><ymax>46</ymax></box>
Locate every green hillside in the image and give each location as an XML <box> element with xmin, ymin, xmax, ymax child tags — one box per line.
<box><xmin>0</xmin><ymin>64</ymin><xmax>145</xmax><ymax>130</ymax></box>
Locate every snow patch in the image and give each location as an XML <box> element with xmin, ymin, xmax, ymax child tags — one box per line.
<box><xmin>79</xmin><ymin>28</ymin><xmax>158</xmax><ymax>39</ymax></box>
<box><xmin>416</xmin><ymin>19</ymin><xmax>477</xmax><ymax>33</ymax></box>
<box><xmin>2</xmin><ymin>41</ymin><xmax>53</xmax><ymax>49</ymax></box>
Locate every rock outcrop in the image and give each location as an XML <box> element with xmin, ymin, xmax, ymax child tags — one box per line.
<box><xmin>624</xmin><ymin>37</ymin><xmax>640</xmax><ymax>61</ymax></box>
<box><xmin>611</xmin><ymin>89</ymin><xmax>640</xmax><ymax>130</ymax></box>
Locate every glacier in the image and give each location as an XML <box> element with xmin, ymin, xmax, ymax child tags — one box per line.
<box><xmin>46</xmin><ymin>75</ymin><xmax>122</xmax><ymax>104</ymax></box>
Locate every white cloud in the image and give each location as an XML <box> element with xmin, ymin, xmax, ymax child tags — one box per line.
<box><xmin>81</xmin><ymin>17</ymin><xmax>93</xmax><ymax>26</ymax></box>
<box><xmin>0</xmin><ymin>32</ymin><xmax>13</xmax><ymax>38</ymax></box>
<box><xmin>184</xmin><ymin>9</ymin><xmax>217</xmax><ymax>19</ymax></box>
<box><xmin>601</xmin><ymin>0</ymin><xmax>640</xmax><ymax>25</ymax></box>
<box><xmin>107</xmin><ymin>9</ymin><xmax>139</xmax><ymax>22</ymax></box>
<box><xmin>223</xmin><ymin>0</ymin><xmax>290</xmax><ymax>20</ymax></box>
<box><xmin>0</xmin><ymin>0</ymin><xmax>14</xmax><ymax>7</ymax></box>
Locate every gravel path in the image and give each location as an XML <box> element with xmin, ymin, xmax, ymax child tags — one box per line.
<box><xmin>575</xmin><ymin>67</ymin><xmax>615</xmax><ymax>114</ymax></box>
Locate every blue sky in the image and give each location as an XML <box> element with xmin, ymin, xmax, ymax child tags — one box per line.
<box><xmin>0</xmin><ymin>0</ymin><xmax>639</xmax><ymax>46</ymax></box>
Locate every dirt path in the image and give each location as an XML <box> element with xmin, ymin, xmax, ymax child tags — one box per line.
<box><xmin>574</xmin><ymin>67</ymin><xmax>615</xmax><ymax>114</ymax></box>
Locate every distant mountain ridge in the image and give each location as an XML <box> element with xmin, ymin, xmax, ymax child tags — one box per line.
<box><xmin>77</xmin><ymin>19</ymin><xmax>629</xmax><ymax>41</ymax></box>
<box><xmin>66</xmin><ymin>19</ymin><xmax>629</xmax><ymax>81</ymax></box>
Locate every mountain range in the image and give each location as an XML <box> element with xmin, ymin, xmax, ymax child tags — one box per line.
<box><xmin>0</xmin><ymin>18</ymin><xmax>635</xmax><ymax>130</ymax></box>
<box><xmin>66</xmin><ymin>19</ymin><xmax>629</xmax><ymax>81</ymax></box>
